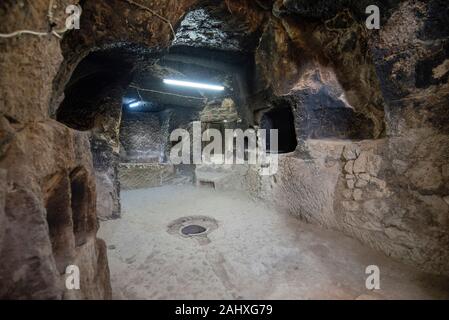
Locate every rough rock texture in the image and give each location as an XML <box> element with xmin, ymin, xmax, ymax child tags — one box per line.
<box><xmin>0</xmin><ymin>0</ymin><xmax>76</xmax><ymax>124</ymax></box>
<box><xmin>90</xmin><ymin>92</ymin><xmax>123</xmax><ymax>221</ymax></box>
<box><xmin>0</xmin><ymin>0</ymin><xmax>203</xmax><ymax>299</ymax></box>
<box><xmin>200</xmin><ymin>98</ymin><xmax>240</xmax><ymax>123</ymax></box>
<box><xmin>282</xmin><ymin>0</ymin><xmax>401</xmax><ymax>22</ymax></box>
<box><xmin>172</xmin><ymin>0</ymin><xmax>271</xmax><ymax>53</ymax></box>
<box><xmin>1</xmin><ymin>0</ymin><xmax>448</xmax><ymax>299</ymax></box>
<box><xmin>247</xmin><ymin>138</ymin><xmax>449</xmax><ymax>275</ymax></box>
<box><xmin>196</xmin><ymin>163</ymin><xmax>251</xmax><ymax>191</ymax></box>
<box><xmin>259</xmin><ymin>66</ymin><xmax>378</xmax><ymax>140</ymax></box>
<box><xmin>254</xmin><ymin>8</ymin><xmax>386</xmax><ymax>138</ymax></box>
<box><xmin>0</xmin><ymin>118</ymin><xmax>111</xmax><ymax>299</ymax></box>
<box><xmin>120</xmin><ymin>111</ymin><xmax>165</xmax><ymax>163</ymax></box>
<box><xmin>0</xmin><ymin>169</ymin><xmax>6</xmax><ymax>253</ymax></box>
<box><xmin>366</xmin><ymin>0</ymin><xmax>449</xmax><ymax>274</ymax></box>
<box><xmin>247</xmin><ymin>0</ymin><xmax>449</xmax><ymax>275</ymax></box>
<box><xmin>0</xmin><ymin>0</ymin><xmax>190</xmax><ymax>299</ymax></box>
<box><xmin>119</xmin><ymin>163</ymin><xmax>176</xmax><ymax>190</ymax></box>
<box><xmin>57</xmin><ymin>50</ymin><xmax>130</xmax><ymax>220</ymax></box>
<box><xmin>0</xmin><ymin>0</ymin><xmax>114</xmax><ymax>299</ymax></box>
<box><xmin>173</xmin><ymin>7</ymin><xmax>247</xmax><ymax>52</ymax></box>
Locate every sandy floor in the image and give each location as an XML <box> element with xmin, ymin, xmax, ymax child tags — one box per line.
<box><xmin>98</xmin><ymin>185</ymin><xmax>449</xmax><ymax>300</ymax></box>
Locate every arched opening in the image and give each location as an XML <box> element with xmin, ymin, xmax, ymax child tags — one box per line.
<box><xmin>57</xmin><ymin>50</ymin><xmax>134</xmax><ymax>131</ymax></box>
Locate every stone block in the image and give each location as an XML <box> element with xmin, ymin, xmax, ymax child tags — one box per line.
<box><xmin>344</xmin><ymin>160</ymin><xmax>354</xmax><ymax>174</ymax></box>
<box><xmin>353</xmin><ymin>151</ymin><xmax>368</xmax><ymax>173</ymax></box>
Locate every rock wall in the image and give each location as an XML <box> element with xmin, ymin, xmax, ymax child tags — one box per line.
<box><xmin>173</xmin><ymin>6</ymin><xmax>255</xmax><ymax>52</ymax></box>
<box><xmin>0</xmin><ymin>0</ymin><xmax>197</xmax><ymax>299</ymax></box>
<box><xmin>120</xmin><ymin>111</ymin><xmax>165</xmax><ymax>163</ymax></box>
<box><xmin>0</xmin><ymin>118</ymin><xmax>111</xmax><ymax>299</ymax></box>
<box><xmin>57</xmin><ymin>50</ymin><xmax>131</xmax><ymax>220</ymax></box>
<box><xmin>0</xmin><ymin>0</ymin><xmax>113</xmax><ymax>299</ymax></box>
<box><xmin>90</xmin><ymin>91</ymin><xmax>123</xmax><ymax>221</ymax></box>
<box><xmin>248</xmin><ymin>136</ymin><xmax>448</xmax><ymax>275</ymax></box>
<box><xmin>119</xmin><ymin>163</ymin><xmax>176</xmax><ymax>190</ymax></box>
<box><xmin>1</xmin><ymin>0</ymin><xmax>448</xmax><ymax>299</ymax></box>
<box><xmin>247</xmin><ymin>0</ymin><xmax>449</xmax><ymax>275</ymax></box>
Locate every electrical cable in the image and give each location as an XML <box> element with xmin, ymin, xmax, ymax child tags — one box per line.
<box><xmin>0</xmin><ymin>0</ymin><xmax>68</xmax><ymax>39</ymax></box>
<box><xmin>120</xmin><ymin>0</ymin><xmax>177</xmax><ymax>41</ymax></box>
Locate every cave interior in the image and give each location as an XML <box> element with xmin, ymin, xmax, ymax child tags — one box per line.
<box><xmin>0</xmin><ymin>0</ymin><xmax>449</xmax><ymax>300</ymax></box>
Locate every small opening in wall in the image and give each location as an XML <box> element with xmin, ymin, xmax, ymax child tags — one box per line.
<box><xmin>70</xmin><ymin>169</ymin><xmax>91</xmax><ymax>247</ymax></box>
<box><xmin>56</xmin><ymin>50</ymin><xmax>133</xmax><ymax>131</ymax></box>
<box><xmin>44</xmin><ymin>175</ymin><xmax>74</xmax><ymax>274</ymax></box>
<box><xmin>260</xmin><ymin>106</ymin><xmax>298</xmax><ymax>153</ymax></box>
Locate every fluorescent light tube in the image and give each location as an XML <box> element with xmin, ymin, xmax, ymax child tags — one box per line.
<box><xmin>129</xmin><ymin>101</ymin><xmax>142</xmax><ymax>108</ymax></box>
<box><xmin>163</xmin><ymin>79</ymin><xmax>225</xmax><ymax>91</ymax></box>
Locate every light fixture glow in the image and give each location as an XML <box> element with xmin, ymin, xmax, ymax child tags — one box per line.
<box><xmin>163</xmin><ymin>79</ymin><xmax>225</xmax><ymax>91</ymax></box>
<box><xmin>129</xmin><ymin>101</ymin><xmax>142</xmax><ymax>108</ymax></box>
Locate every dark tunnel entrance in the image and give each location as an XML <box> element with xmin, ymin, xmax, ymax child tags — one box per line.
<box><xmin>56</xmin><ymin>50</ymin><xmax>134</xmax><ymax>131</ymax></box>
<box><xmin>54</xmin><ymin>44</ymin><xmax>256</xmax><ymax>219</ymax></box>
<box><xmin>261</xmin><ymin>106</ymin><xmax>298</xmax><ymax>154</ymax></box>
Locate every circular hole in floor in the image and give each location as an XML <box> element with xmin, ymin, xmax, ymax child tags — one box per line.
<box><xmin>181</xmin><ymin>224</ymin><xmax>207</xmax><ymax>236</ymax></box>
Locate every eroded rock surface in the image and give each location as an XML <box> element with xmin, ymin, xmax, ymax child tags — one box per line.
<box><xmin>0</xmin><ymin>118</ymin><xmax>111</xmax><ymax>299</ymax></box>
<box><xmin>247</xmin><ymin>0</ymin><xmax>449</xmax><ymax>275</ymax></box>
<box><xmin>0</xmin><ymin>0</ymin><xmax>448</xmax><ymax>300</ymax></box>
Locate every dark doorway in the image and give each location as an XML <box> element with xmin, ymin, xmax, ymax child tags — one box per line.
<box><xmin>261</xmin><ymin>107</ymin><xmax>298</xmax><ymax>153</ymax></box>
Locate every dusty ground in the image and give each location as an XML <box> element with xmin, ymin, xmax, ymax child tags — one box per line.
<box><xmin>98</xmin><ymin>185</ymin><xmax>449</xmax><ymax>300</ymax></box>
